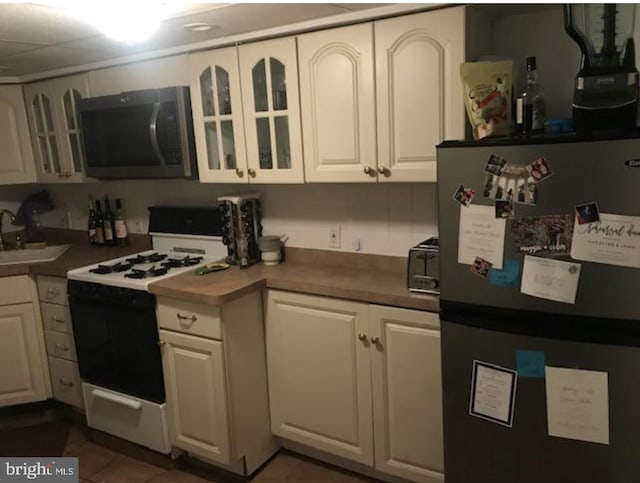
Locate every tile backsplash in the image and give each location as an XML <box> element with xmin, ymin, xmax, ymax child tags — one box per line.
<box><xmin>0</xmin><ymin>181</ymin><xmax>438</xmax><ymax>257</ymax></box>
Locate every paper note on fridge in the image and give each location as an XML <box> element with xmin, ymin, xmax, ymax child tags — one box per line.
<box><xmin>571</xmin><ymin>213</ymin><xmax>640</xmax><ymax>268</ymax></box>
<box><xmin>458</xmin><ymin>205</ymin><xmax>506</xmax><ymax>269</ymax></box>
<box><xmin>545</xmin><ymin>366</ymin><xmax>609</xmax><ymax>445</ymax></box>
<box><xmin>520</xmin><ymin>255</ymin><xmax>581</xmax><ymax>304</ymax></box>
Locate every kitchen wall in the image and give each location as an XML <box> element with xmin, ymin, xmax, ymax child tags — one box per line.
<box><xmin>0</xmin><ymin>182</ymin><xmax>438</xmax><ymax>257</ymax></box>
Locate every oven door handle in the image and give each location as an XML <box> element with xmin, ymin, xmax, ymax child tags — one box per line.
<box><xmin>91</xmin><ymin>388</ymin><xmax>142</xmax><ymax>410</ymax></box>
<box><xmin>149</xmin><ymin>101</ymin><xmax>167</xmax><ymax>167</ymax></box>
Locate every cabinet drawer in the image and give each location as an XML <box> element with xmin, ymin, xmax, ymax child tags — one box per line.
<box><xmin>0</xmin><ymin>276</ymin><xmax>31</xmax><ymax>305</ymax></box>
<box><xmin>45</xmin><ymin>330</ymin><xmax>77</xmax><ymax>361</ymax></box>
<box><xmin>49</xmin><ymin>357</ymin><xmax>83</xmax><ymax>409</ymax></box>
<box><xmin>157</xmin><ymin>297</ymin><xmax>222</xmax><ymax>340</ymax></box>
<box><xmin>37</xmin><ymin>276</ymin><xmax>67</xmax><ymax>306</ymax></box>
<box><xmin>41</xmin><ymin>303</ymin><xmax>73</xmax><ymax>334</ymax></box>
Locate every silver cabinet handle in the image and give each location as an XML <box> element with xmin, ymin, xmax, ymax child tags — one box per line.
<box><xmin>176</xmin><ymin>313</ymin><xmax>197</xmax><ymax>323</ymax></box>
<box><xmin>158</xmin><ymin>340</ymin><xmax>166</xmax><ymax>347</ymax></box>
<box><xmin>51</xmin><ymin>316</ymin><xmax>64</xmax><ymax>324</ymax></box>
<box><xmin>248</xmin><ymin>168</ymin><xmax>256</xmax><ymax>178</ymax></box>
<box><xmin>377</xmin><ymin>166</ymin><xmax>390</xmax><ymax>176</ymax></box>
<box><xmin>358</xmin><ymin>333</ymin><xmax>368</xmax><ymax>342</ymax></box>
<box><xmin>363</xmin><ymin>165</ymin><xmax>373</xmax><ymax>175</ymax></box>
<box><xmin>47</xmin><ymin>288</ymin><xmax>59</xmax><ymax>297</ymax></box>
<box><xmin>235</xmin><ymin>168</ymin><xmax>244</xmax><ymax>177</ymax></box>
<box><xmin>54</xmin><ymin>344</ymin><xmax>69</xmax><ymax>352</ymax></box>
<box><xmin>371</xmin><ymin>337</ymin><xmax>380</xmax><ymax>344</ymax></box>
<box><xmin>59</xmin><ymin>378</ymin><xmax>74</xmax><ymax>387</ymax></box>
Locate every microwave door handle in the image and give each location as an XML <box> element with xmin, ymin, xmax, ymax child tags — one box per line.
<box><xmin>149</xmin><ymin>101</ymin><xmax>167</xmax><ymax>166</ymax></box>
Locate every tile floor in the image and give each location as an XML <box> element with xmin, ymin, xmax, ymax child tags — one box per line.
<box><xmin>63</xmin><ymin>425</ymin><xmax>376</xmax><ymax>483</ymax></box>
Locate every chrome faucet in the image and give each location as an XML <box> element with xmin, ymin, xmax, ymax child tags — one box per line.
<box><xmin>0</xmin><ymin>210</ymin><xmax>17</xmax><ymax>251</ymax></box>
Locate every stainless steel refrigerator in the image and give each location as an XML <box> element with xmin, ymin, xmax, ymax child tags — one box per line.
<box><xmin>437</xmin><ymin>136</ymin><xmax>640</xmax><ymax>483</ymax></box>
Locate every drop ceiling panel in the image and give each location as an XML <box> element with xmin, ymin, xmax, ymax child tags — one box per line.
<box><xmin>1</xmin><ymin>46</ymin><xmax>113</xmax><ymax>76</ymax></box>
<box><xmin>0</xmin><ymin>40</ymin><xmax>47</xmax><ymax>57</ymax></box>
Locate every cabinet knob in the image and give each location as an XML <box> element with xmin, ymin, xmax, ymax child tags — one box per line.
<box><xmin>248</xmin><ymin>168</ymin><xmax>256</xmax><ymax>178</ymax></box>
<box><xmin>371</xmin><ymin>336</ymin><xmax>382</xmax><ymax>349</ymax></box>
<box><xmin>51</xmin><ymin>316</ymin><xmax>64</xmax><ymax>324</ymax></box>
<box><xmin>377</xmin><ymin>166</ymin><xmax>390</xmax><ymax>176</ymax></box>
<box><xmin>235</xmin><ymin>168</ymin><xmax>244</xmax><ymax>177</ymax></box>
<box><xmin>58</xmin><ymin>378</ymin><xmax>73</xmax><ymax>387</ymax></box>
<box><xmin>47</xmin><ymin>288</ymin><xmax>59</xmax><ymax>297</ymax></box>
<box><xmin>358</xmin><ymin>333</ymin><xmax>368</xmax><ymax>342</ymax></box>
<box><xmin>176</xmin><ymin>313</ymin><xmax>197</xmax><ymax>323</ymax></box>
<box><xmin>54</xmin><ymin>343</ymin><xmax>69</xmax><ymax>352</ymax></box>
<box><xmin>363</xmin><ymin>165</ymin><xmax>373</xmax><ymax>175</ymax></box>
<box><xmin>158</xmin><ymin>340</ymin><xmax>166</xmax><ymax>347</ymax></box>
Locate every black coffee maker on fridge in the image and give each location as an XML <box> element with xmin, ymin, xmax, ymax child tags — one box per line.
<box><xmin>218</xmin><ymin>193</ymin><xmax>262</xmax><ymax>268</ymax></box>
<box><xmin>564</xmin><ymin>4</ymin><xmax>639</xmax><ymax>135</ymax></box>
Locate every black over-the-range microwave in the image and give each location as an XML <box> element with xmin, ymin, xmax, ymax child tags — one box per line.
<box><xmin>78</xmin><ymin>86</ymin><xmax>198</xmax><ymax>179</ymax></box>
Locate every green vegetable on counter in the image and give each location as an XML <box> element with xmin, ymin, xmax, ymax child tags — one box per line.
<box><xmin>195</xmin><ymin>262</ymin><xmax>230</xmax><ymax>276</ymax></box>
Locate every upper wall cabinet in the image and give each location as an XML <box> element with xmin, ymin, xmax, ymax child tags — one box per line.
<box><xmin>189</xmin><ymin>47</ymin><xmax>248</xmax><ymax>184</ymax></box>
<box><xmin>298</xmin><ymin>6</ymin><xmax>465</xmax><ymax>183</ymax></box>
<box><xmin>23</xmin><ymin>73</ymin><xmax>91</xmax><ymax>183</ymax></box>
<box><xmin>298</xmin><ymin>23</ymin><xmax>377</xmax><ymax>183</ymax></box>
<box><xmin>0</xmin><ymin>86</ymin><xmax>36</xmax><ymax>185</ymax></box>
<box><xmin>238</xmin><ymin>38</ymin><xmax>304</xmax><ymax>184</ymax></box>
<box><xmin>375</xmin><ymin>7</ymin><xmax>465</xmax><ymax>182</ymax></box>
<box><xmin>88</xmin><ymin>56</ymin><xmax>189</xmax><ymax>97</ymax></box>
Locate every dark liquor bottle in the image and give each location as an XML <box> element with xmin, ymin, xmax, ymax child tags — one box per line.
<box><xmin>517</xmin><ymin>56</ymin><xmax>545</xmax><ymax>134</ymax></box>
<box><xmin>103</xmin><ymin>196</ymin><xmax>115</xmax><ymax>247</ymax></box>
<box><xmin>88</xmin><ymin>196</ymin><xmax>97</xmax><ymax>245</ymax></box>
<box><xmin>114</xmin><ymin>199</ymin><xmax>129</xmax><ymax>247</ymax></box>
<box><xmin>94</xmin><ymin>200</ymin><xmax>105</xmax><ymax>246</ymax></box>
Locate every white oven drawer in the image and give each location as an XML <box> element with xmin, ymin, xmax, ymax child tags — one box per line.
<box><xmin>37</xmin><ymin>276</ymin><xmax>68</xmax><ymax>306</ymax></box>
<box><xmin>41</xmin><ymin>303</ymin><xmax>73</xmax><ymax>334</ymax></box>
<box><xmin>49</xmin><ymin>357</ymin><xmax>83</xmax><ymax>409</ymax></box>
<box><xmin>82</xmin><ymin>382</ymin><xmax>171</xmax><ymax>454</ymax></box>
<box><xmin>157</xmin><ymin>297</ymin><xmax>222</xmax><ymax>340</ymax></box>
<box><xmin>45</xmin><ymin>330</ymin><xmax>77</xmax><ymax>361</ymax></box>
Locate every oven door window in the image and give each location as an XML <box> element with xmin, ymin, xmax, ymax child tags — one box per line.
<box><xmin>70</xmin><ymin>298</ymin><xmax>165</xmax><ymax>403</ymax></box>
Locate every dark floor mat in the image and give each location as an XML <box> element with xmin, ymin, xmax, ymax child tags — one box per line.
<box><xmin>0</xmin><ymin>420</ymin><xmax>70</xmax><ymax>456</ymax></box>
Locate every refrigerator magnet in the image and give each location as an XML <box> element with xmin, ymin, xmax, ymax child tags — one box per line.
<box><xmin>488</xmin><ymin>259</ymin><xmax>521</xmax><ymax>288</ymax></box>
<box><xmin>469</xmin><ymin>360</ymin><xmax>517</xmax><ymax>427</ymax></box>
<box><xmin>575</xmin><ymin>202</ymin><xmax>600</xmax><ymax>225</ymax></box>
<box><xmin>470</xmin><ymin>256</ymin><xmax>492</xmax><ymax>278</ymax></box>
<box><xmin>516</xmin><ymin>350</ymin><xmax>545</xmax><ymax>378</ymax></box>
<box><xmin>495</xmin><ymin>199</ymin><xmax>515</xmax><ymax>219</ymax></box>
<box><xmin>484</xmin><ymin>154</ymin><xmax>509</xmax><ymax>176</ymax></box>
<box><xmin>527</xmin><ymin>157</ymin><xmax>553</xmax><ymax>183</ymax></box>
<box><xmin>511</xmin><ymin>214</ymin><xmax>574</xmax><ymax>257</ymax></box>
<box><xmin>453</xmin><ymin>184</ymin><xmax>476</xmax><ymax>207</ymax></box>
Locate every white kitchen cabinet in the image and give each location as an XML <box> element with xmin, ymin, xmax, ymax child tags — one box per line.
<box><xmin>266</xmin><ymin>290</ymin><xmax>443</xmax><ymax>483</ymax></box>
<box><xmin>370</xmin><ymin>304</ymin><xmax>443</xmax><ymax>483</ymax></box>
<box><xmin>375</xmin><ymin>7</ymin><xmax>465</xmax><ymax>182</ymax></box>
<box><xmin>0</xmin><ymin>276</ymin><xmax>49</xmax><ymax>408</ymax></box>
<box><xmin>188</xmin><ymin>47</ymin><xmax>248</xmax><ymax>184</ymax></box>
<box><xmin>88</xmin><ymin>55</ymin><xmax>189</xmax><ymax>96</ymax></box>
<box><xmin>265</xmin><ymin>290</ymin><xmax>374</xmax><ymax>465</ymax></box>
<box><xmin>298</xmin><ymin>23</ymin><xmax>377</xmax><ymax>183</ymax></box>
<box><xmin>238</xmin><ymin>37</ymin><xmax>304</xmax><ymax>183</ymax></box>
<box><xmin>23</xmin><ymin>73</ymin><xmax>92</xmax><ymax>183</ymax></box>
<box><xmin>157</xmin><ymin>291</ymin><xmax>278</xmax><ymax>476</ymax></box>
<box><xmin>0</xmin><ymin>85</ymin><xmax>36</xmax><ymax>185</ymax></box>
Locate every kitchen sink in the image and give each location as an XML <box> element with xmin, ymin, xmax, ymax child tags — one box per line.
<box><xmin>0</xmin><ymin>244</ymin><xmax>71</xmax><ymax>265</ymax></box>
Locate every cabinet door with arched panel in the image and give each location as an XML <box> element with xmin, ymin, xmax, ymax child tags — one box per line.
<box><xmin>239</xmin><ymin>38</ymin><xmax>304</xmax><ymax>184</ymax></box>
<box><xmin>189</xmin><ymin>47</ymin><xmax>247</xmax><ymax>183</ymax></box>
<box><xmin>298</xmin><ymin>23</ymin><xmax>377</xmax><ymax>183</ymax></box>
<box><xmin>52</xmin><ymin>73</ymin><xmax>92</xmax><ymax>183</ymax></box>
<box><xmin>375</xmin><ymin>7</ymin><xmax>465</xmax><ymax>182</ymax></box>
<box><xmin>24</xmin><ymin>81</ymin><xmax>63</xmax><ymax>183</ymax></box>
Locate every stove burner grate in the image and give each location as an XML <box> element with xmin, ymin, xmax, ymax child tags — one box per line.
<box><xmin>89</xmin><ymin>262</ymin><xmax>133</xmax><ymax>274</ymax></box>
<box><xmin>125</xmin><ymin>252</ymin><xmax>168</xmax><ymax>265</ymax></box>
<box><xmin>124</xmin><ymin>265</ymin><xmax>169</xmax><ymax>279</ymax></box>
<box><xmin>161</xmin><ymin>256</ymin><xmax>204</xmax><ymax>268</ymax></box>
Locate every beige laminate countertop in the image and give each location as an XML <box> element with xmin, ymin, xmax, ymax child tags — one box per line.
<box><xmin>149</xmin><ymin>252</ymin><xmax>439</xmax><ymax>313</ymax></box>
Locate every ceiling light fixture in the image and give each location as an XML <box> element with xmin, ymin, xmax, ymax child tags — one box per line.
<box><xmin>183</xmin><ymin>22</ymin><xmax>217</xmax><ymax>33</ymax></box>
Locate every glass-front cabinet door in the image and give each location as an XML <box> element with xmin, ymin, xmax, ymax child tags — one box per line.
<box><xmin>239</xmin><ymin>37</ymin><xmax>304</xmax><ymax>183</ymax></box>
<box><xmin>53</xmin><ymin>73</ymin><xmax>91</xmax><ymax>182</ymax></box>
<box><xmin>24</xmin><ymin>82</ymin><xmax>62</xmax><ymax>183</ymax></box>
<box><xmin>189</xmin><ymin>47</ymin><xmax>247</xmax><ymax>183</ymax></box>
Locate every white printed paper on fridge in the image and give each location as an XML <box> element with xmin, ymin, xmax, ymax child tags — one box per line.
<box><xmin>545</xmin><ymin>366</ymin><xmax>609</xmax><ymax>445</ymax></box>
<box><xmin>520</xmin><ymin>255</ymin><xmax>581</xmax><ymax>304</ymax></box>
<box><xmin>469</xmin><ymin>360</ymin><xmax>517</xmax><ymax>427</ymax></box>
<box><xmin>458</xmin><ymin>204</ymin><xmax>506</xmax><ymax>269</ymax></box>
<box><xmin>571</xmin><ymin>213</ymin><xmax>640</xmax><ymax>269</ymax></box>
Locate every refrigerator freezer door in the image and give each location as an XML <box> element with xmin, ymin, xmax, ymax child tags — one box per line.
<box><xmin>437</xmin><ymin>138</ymin><xmax>640</xmax><ymax>321</ymax></box>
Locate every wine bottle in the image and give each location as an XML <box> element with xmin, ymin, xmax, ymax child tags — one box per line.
<box><xmin>114</xmin><ymin>198</ymin><xmax>129</xmax><ymax>247</ymax></box>
<box><xmin>103</xmin><ymin>196</ymin><xmax>115</xmax><ymax>247</ymax></box>
<box><xmin>88</xmin><ymin>196</ymin><xmax>97</xmax><ymax>245</ymax></box>
<box><xmin>94</xmin><ymin>200</ymin><xmax>105</xmax><ymax>246</ymax></box>
<box><xmin>518</xmin><ymin>56</ymin><xmax>545</xmax><ymax>134</ymax></box>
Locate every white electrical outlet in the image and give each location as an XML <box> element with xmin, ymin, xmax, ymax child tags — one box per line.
<box><xmin>328</xmin><ymin>225</ymin><xmax>341</xmax><ymax>248</ymax></box>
